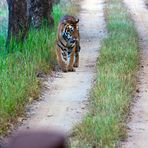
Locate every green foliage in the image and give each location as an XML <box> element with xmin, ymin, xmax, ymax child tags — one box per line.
<box><xmin>73</xmin><ymin>0</ymin><xmax>139</xmax><ymax>147</ymax></box>
<box><xmin>0</xmin><ymin>5</ymin><xmax>63</xmax><ymax>134</ymax></box>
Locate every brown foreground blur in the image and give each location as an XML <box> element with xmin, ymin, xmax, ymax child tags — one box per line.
<box><xmin>6</xmin><ymin>130</ymin><xmax>69</xmax><ymax>148</ymax></box>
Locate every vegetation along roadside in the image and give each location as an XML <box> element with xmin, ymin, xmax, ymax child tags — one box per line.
<box><xmin>72</xmin><ymin>0</ymin><xmax>139</xmax><ymax>147</ymax></box>
<box><xmin>0</xmin><ymin>5</ymin><xmax>63</xmax><ymax>135</ymax></box>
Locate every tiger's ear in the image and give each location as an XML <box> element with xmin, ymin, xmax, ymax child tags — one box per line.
<box><xmin>63</xmin><ymin>20</ymin><xmax>67</xmax><ymax>24</ymax></box>
<box><xmin>75</xmin><ymin>19</ymin><xmax>79</xmax><ymax>24</ymax></box>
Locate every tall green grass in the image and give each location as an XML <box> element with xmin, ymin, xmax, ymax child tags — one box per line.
<box><xmin>0</xmin><ymin>5</ymin><xmax>63</xmax><ymax>134</ymax></box>
<box><xmin>73</xmin><ymin>0</ymin><xmax>139</xmax><ymax>147</ymax></box>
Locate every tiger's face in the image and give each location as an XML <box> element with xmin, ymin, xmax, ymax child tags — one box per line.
<box><xmin>65</xmin><ymin>22</ymin><xmax>79</xmax><ymax>33</ymax></box>
<box><xmin>65</xmin><ymin>24</ymin><xmax>75</xmax><ymax>33</ymax></box>
<box><xmin>62</xmin><ymin>20</ymin><xmax>79</xmax><ymax>48</ymax></box>
<box><xmin>65</xmin><ymin>19</ymin><xmax>79</xmax><ymax>39</ymax></box>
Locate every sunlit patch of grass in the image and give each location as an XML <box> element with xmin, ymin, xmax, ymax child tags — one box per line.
<box><xmin>0</xmin><ymin>9</ymin><xmax>7</xmax><ymax>17</ymax></box>
<box><xmin>72</xmin><ymin>0</ymin><xmax>139</xmax><ymax>147</ymax></box>
<box><xmin>0</xmin><ymin>5</ymin><xmax>64</xmax><ymax>135</ymax></box>
<box><xmin>0</xmin><ymin>5</ymin><xmax>8</xmax><ymax>49</ymax></box>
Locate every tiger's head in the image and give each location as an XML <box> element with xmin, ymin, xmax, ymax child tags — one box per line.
<box><xmin>61</xmin><ymin>15</ymin><xmax>79</xmax><ymax>37</ymax></box>
<box><xmin>60</xmin><ymin>15</ymin><xmax>80</xmax><ymax>48</ymax></box>
<box><xmin>57</xmin><ymin>15</ymin><xmax>80</xmax><ymax>50</ymax></box>
<box><xmin>64</xmin><ymin>19</ymin><xmax>79</xmax><ymax>33</ymax></box>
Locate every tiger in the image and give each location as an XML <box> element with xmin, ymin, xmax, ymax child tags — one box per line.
<box><xmin>56</xmin><ymin>15</ymin><xmax>80</xmax><ymax>72</ymax></box>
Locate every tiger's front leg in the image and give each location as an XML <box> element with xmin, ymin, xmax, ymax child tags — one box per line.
<box><xmin>73</xmin><ymin>52</ymin><xmax>79</xmax><ymax>68</ymax></box>
<box><xmin>68</xmin><ymin>49</ymin><xmax>75</xmax><ymax>72</ymax></box>
<box><xmin>56</xmin><ymin>47</ymin><xmax>68</xmax><ymax>72</ymax></box>
<box><xmin>74</xmin><ymin>40</ymin><xmax>80</xmax><ymax>68</ymax></box>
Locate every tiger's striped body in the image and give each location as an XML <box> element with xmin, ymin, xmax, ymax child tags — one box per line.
<box><xmin>56</xmin><ymin>15</ymin><xmax>80</xmax><ymax>72</ymax></box>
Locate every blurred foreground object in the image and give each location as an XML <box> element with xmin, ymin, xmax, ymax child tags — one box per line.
<box><xmin>7</xmin><ymin>130</ymin><xmax>69</xmax><ymax>148</ymax></box>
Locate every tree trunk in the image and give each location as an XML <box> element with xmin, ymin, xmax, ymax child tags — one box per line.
<box><xmin>29</xmin><ymin>0</ymin><xmax>54</xmax><ymax>28</ymax></box>
<box><xmin>7</xmin><ymin>0</ymin><xmax>29</xmax><ymax>44</ymax></box>
<box><xmin>6</xmin><ymin>0</ymin><xmax>54</xmax><ymax>45</ymax></box>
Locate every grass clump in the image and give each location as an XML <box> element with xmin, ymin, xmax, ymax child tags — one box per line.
<box><xmin>73</xmin><ymin>0</ymin><xmax>139</xmax><ymax>147</ymax></box>
<box><xmin>0</xmin><ymin>5</ymin><xmax>63</xmax><ymax>135</ymax></box>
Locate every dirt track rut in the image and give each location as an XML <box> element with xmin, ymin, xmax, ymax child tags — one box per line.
<box><xmin>12</xmin><ymin>0</ymin><xmax>106</xmax><ymax>134</ymax></box>
<box><xmin>123</xmin><ymin>0</ymin><xmax>148</xmax><ymax>147</ymax></box>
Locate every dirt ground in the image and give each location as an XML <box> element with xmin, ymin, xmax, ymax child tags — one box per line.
<box><xmin>122</xmin><ymin>0</ymin><xmax>148</xmax><ymax>147</ymax></box>
<box><xmin>7</xmin><ymin>0</ymin><xmax>106</xmax><ymax>138</ymax></box>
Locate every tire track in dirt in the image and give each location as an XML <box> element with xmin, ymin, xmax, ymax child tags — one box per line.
<box><xmin>122</xmin><ymin>0</ymin><xmax>148</xmax><ymax>147</ymax></box>
<box><xmin>10</xmin><ymin>0</ymin><xmax>106</xmax><ymax>135</ymax></box>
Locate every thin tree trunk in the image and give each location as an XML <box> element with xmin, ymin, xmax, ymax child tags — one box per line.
<box><xmin>6</xmin><ymin>0</ymin><xmax>54</xmax><ymax>45</ymax></box>
<box><xmin>7</xmin><ymin>0</ymin><xmax>29</xmax><ymax>44</ymax></box>
<box><xmin>29</xmin><ymin>0</ymin><xmax>54</xmax><ymax>28</ymax></box>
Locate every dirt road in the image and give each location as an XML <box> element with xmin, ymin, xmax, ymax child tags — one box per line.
<box><xmin>11</xmin><ymin>0</ymin><xmax>106</xmax><ymax>134</ymax></box>
<box><xmin>122</xmin><ymin>0</ymin><xmax>148</xmax><ymax>147</ymax></box>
